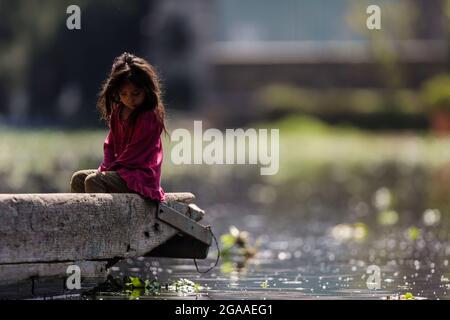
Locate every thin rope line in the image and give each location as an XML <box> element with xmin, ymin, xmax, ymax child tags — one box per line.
<box><xmin>194</xmin><ymin>226</ymin><xmax>220</xmax><ymax>274</ymax></box>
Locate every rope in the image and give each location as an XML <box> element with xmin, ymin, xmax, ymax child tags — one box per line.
<box><xmin>194</xmin><ymin>226</ymin><xmax>220</xmax><ymax>274</ymax></box>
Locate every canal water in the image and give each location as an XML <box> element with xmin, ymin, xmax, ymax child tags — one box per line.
<box><xmin>86</xmin><ymin>225</ymin><xmax>450</xmax><ymax>300</ymax></box>
<box><xmin>84</xmin><ymin>167</ymin><xmax>450</xmax><ymax>300</ymax></box>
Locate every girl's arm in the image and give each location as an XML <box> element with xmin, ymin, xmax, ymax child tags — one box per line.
<box><xmin>98</xmin><ymin>129</ymin><xmax>115</xmax><ymax>171</ymax></box>
<box><xmin>108</xmin><ymin>111</ymin><xmax>162</xmax><ymax>171</ymax></box>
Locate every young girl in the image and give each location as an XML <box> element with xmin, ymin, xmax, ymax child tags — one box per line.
<box><xmin>70</xmin><ymin>52</ymin><xmax>166</xmax><ymax>202</ymax></box>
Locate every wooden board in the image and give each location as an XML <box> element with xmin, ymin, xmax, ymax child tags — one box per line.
<box><xmin>157</xmin><ymin>203</ymin><xmax>212</xmax><ymax>246</ymax></box>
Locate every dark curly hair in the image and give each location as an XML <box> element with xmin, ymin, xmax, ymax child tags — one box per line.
<box><xmin>97</xmin><ymin>52</ymin><xmax>167</xmax><ymax>134</ymax></box>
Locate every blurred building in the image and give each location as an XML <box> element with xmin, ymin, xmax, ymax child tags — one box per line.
<box><xmin>147</xmin><ymin>0</ymin><xmax>448</xmax><ymax>124</ymax></box>
<box><xmin>0</xmin><ymin>0</ymin><xmax>448</xmax><ymax>127</ymax></box>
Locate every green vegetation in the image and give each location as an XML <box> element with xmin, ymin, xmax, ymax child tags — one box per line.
<box><xmin>0</xmin><ymin>126</ymin><xmax>175</xmax><ymax>192</ymax></box>
<box><xmin>252</xmin><ymin>115</ymin><xmax>450</xmax><ymax>188</ymax></box>
<box><xmin>255</xmin><ymin>85</ymin><xmax>423</xmax><ymax>116</ymax></box>
<box><xmin>0</xmin><ymin>127</ymin><xmax>106</xmax><ymax>192</ymax></box>
<box><xmin>91</xmin><ymin>275</ymin><xmax>203</xmax><ymax>299</ymax></box>
<box><xmin>421</xmin><ymin>74</ymin><xmax>450</xmax><ymax>112</ymax></box>
<box><xmin>2</xmin><ymin>115</ymin><xmax>450</xmax><ymax>195</ymax></box>
<box><xmin>386</xmin><ymin>292</ymin><xmax>416</xmax><ymax>300</ymax></box>
<box><xmin>220</xmin><ymin>226</ymin><xmax>258</xmax><ymax>259</ymax></box>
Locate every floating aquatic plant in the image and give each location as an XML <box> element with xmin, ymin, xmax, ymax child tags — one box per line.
<box><xmin>93</xmin><ymin>275</ymin><xmax>203</xmax><ymax>299</ymax></box>
<box><xmin>404</xmin><ymin>292</ymin><xmax>415</xmax><ymax>300</ymax></box>
<box><xmin>169</xmin><ymin>278</ymin><xmax>202</xmax><ymax>295</ymax></box>
<box><xmin>385</xmin><ymin>292</ymin><xmax>416</xmax><ymax>300</ymax></box>
<box><xmin>220</xmin><ymin>226</ymin><xmax>259</xmax><ymax>258</ymax></box>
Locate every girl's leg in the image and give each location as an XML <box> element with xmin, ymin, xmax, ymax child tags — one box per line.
<box><xmin>84</xmin><ymin>171</ymin><xmax>133</xmax><ymax>193</ymax></box>
<box><xmin>70</xmin><ymin>169</ymin><xmax>98</xmax><ymax>193</ymax></box>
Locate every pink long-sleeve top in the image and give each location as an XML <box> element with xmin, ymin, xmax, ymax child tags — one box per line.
<box><xmin>98</xmin><ymin>103</ymin><xmax>165</xmax><ymax>202</ymax></box>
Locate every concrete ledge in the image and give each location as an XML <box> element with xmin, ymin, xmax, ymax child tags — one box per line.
<box><xmin>0</xmin><ymin>193</ymin><xmax>202</xmax><ymax>264</ymax></box>
<box><xmin>0</xmin><ymin>260</ymin><xmax>108</xmax><ymax>286</ymax></box>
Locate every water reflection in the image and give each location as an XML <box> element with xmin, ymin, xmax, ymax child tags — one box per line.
<box><xmin>86</xmin><ymin>217</ymin><xmax>450</xmax><ymax>300</ymax></box>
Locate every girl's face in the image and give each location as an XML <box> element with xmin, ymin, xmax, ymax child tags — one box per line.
<box><xmin>118</xmin><ymin>81</ymin><xmax>146</xmax><ymax>110</ymax></box>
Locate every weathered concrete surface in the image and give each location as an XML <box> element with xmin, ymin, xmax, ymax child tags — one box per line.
<box><xmin>0</xmin><ymin>260</ymin><xmax>108</xmax><ymax>286</ymax></box>
<box><xmin>165</xmin><ymin>192</ymin><xmax>195</xmax><ymax>203</ymax></box>
<box><xmin>0</xmin><ymin>260</ymin><xmax>108</xmax><ymax>298</ymax></box>
<box><xmin>0</xmin><ymin>192</ymin><xmax>208</xmax><ymax>297</ymax></box>
<box><xmin>0</xmin><ymin>193</ymin><xmax>203</xmax><ymax>264</ymax></box>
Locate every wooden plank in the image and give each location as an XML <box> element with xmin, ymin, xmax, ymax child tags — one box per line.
<box><xmin>146</xmin><ymin>234</ymin><xmax>210</xmax><ymax>259</ymax></box>
<box><xmin>164</xmin><ymin>201</ymin><xmax>205</xmax><ymax>221</ymax></box>
<box><xmin>157</xmin><ymin>203</ymin><xmax>212</xmax><ymax>246</ymax></box>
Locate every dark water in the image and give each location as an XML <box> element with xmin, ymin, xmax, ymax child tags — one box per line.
<box><xmin>85</xmin><ymin>203</ymin><xmax>450</xmax><ymax>300</ymax></box>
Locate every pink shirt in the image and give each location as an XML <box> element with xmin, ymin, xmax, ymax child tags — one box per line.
<box><xmin>98</xmin><ymin>104</ymin><xmax>165</xmax><ymax>202</ymax></box>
